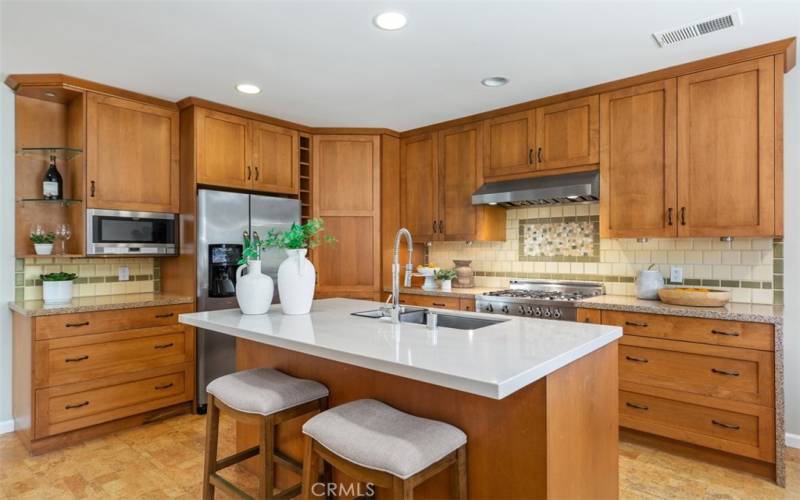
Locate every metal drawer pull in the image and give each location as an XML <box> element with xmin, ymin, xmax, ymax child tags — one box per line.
<box><xmin>65</xmin><ymin>355</ymin><xmax>89</xmax><ymax>363</ymax></box>
<box><xmin>711</xmin><ymin>329</ymin><xmax>741</xmax><ymax>337</ymax></box>
<box><xmin>432</xmin><ymin>302</ymin><xmax>446</xmax><ymax>307</ymax></box>
<box><xmin>65</xmin><ymin>401</ymin><xmax>89</xmax><ymax>410</ymax></box>
<box><xmin>155</xmin><ymin>313</ymin><xmax>174</xmax><ymax>319</ymax></box>
<box><xmin>65</xmin><ymin>321</ymin><xmax>90</xmax><ymax>328</ymax></box>
<box><xmin>712</xmin><ymin>420</ymin><xmax>740</xmax><ymax>430</ymax></box>
<box><xmin>625</xmin><ymin>402</ymin><xmax>649</xmax><ymax>411</ymax></box>
<box><xmin>154</xmin><ymin>342</ymin><xmax>174</xmax><ymax>349</ymax></box>
<box><xmin>155</xmin><ymin>382</ymin><xmax>174</xmax><ymax>390</ymax></box>
<box><xmin>625</xmin><ymin>321</ymin><xmax>648</xmax><ymax>327</ymax></box>
<box><xmin>711</xmin><ymin>368</ymin><xmax>740</xmax><ymax>377</ymax></box>
<box><xmin>625</xmin><ymin>355</ymin><xmax>649</xmax><ymax>363</ymax></box>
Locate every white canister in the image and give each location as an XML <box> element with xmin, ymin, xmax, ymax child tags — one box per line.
<box><xmin>635</xmin><ymin>269</ymin><xmax>665</xmax><ymax>300</ymax></box>
<box><xmin>235</xmin><ymin>260</ymin><xmax>274</xmax><ymax>315</ymax></box>
<box><xmin>277</xmin><ymin>249</ymin><xmax>316</xmax><ymax>315</ymax></box>
<box><xmin>42</xmin><ymin>280</ymin><xmax>74</xmax><ymax>304</ymax></box>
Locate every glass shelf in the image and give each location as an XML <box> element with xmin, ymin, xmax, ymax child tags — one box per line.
<box><xmin>17</xmin><ymin>198</ymin><xmax>82</xmax><ymax>207</ymax></box>
<box><xmin>16</xmin><ymin>147</ymin><xmax>83</xmax><ymax>161</ymax></box>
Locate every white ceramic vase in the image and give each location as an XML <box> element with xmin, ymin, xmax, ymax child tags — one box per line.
<box><xmin>43</xmin><ymin>280</ymin><xmax>73</xmax><ymax>304</ymax></box>
<box><xmin>235</xmin><ymin>260</ymin><xmax>274</xmax><ymax>315</ymax></box>
<box><xmin>278</xmin><ymin>249</ymin><xmax>315</xmax><ymax>315</ymax></box>
<box><xmin>34</xmin><ymin>243</ymin><xmax>53</xmax><ymax>255</ymax></box>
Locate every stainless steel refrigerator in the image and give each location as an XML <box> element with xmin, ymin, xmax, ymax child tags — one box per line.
<box><xmin>196</xmin><ymin>189</ymin><xmax>300</xmax><ymax>411</ymax></box>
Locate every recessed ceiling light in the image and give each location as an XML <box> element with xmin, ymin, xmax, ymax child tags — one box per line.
<box><xmin>374</xmin><ymin>12</ymin><xmax>407</xmax><ymax>30</ymax></box>
<box><xmin>481</xmin><ymin>77</ymin><xmax>509</xmax><ymax>87</ymax></box>
<box><xmin>235</xmin><ymin>83</ymin><xmax>261</xmax><ymax>95</ymax></box>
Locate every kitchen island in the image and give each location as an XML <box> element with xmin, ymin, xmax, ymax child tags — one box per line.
<box><xmin>180</xmin><ymin>298</ymin><xmax>622</xmax><ymax>499</ymax></box>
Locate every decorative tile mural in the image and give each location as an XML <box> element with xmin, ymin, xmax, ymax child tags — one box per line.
<box><xmin>519</xmin><ymin>215</ymin><xmax>600</xmax><ymax>262</ymax></box>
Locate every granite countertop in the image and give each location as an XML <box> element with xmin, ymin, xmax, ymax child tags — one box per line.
<box><xmin>8</xmin><ymin>293</ymin><xmax>194</xmax><ymax>317</ymax></box>
<box><xmin>579</xmin><ymin>295</ymin><xmax>783</xmax><ymax>325</ymax></box>
<box><xmin>384</xmin><ymin>286</ymin><xmax>501</xmax><ymax>299</ymax></box>
<box><xmin>179</xmin><ymin>298</ymin><xmax>621</xmax><ymax>399</ymax></box>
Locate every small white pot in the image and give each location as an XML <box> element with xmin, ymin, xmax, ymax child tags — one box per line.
<box><xmin>636</xmin><ymin>270</ymin><xmax>665</xmax><ymax>300</ymax></box>
<box><xmin>235</xmin><ymin>260</ymin><xmax>274</xmax><ymax>315</ymax></box>
<box><xmin>277</xmin><ymin>249</ymin><xmax>316</xmax><ymax>315</ymax></box>
<box><xmin>439</xmin><ymin>279</ymin><xmax>452</xmax><ymax>292</ymax></box>
<box><xmin>34</xmin><ymin>243</ymin><xmax>53</xmax><ymax>255</ymax></box>
<box><xmin>43</xmin><ymin>280</ymin><xmax>73</xmax><ymax>304</ymax></box>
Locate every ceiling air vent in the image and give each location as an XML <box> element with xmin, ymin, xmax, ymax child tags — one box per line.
<box><xmin>652</xmin><ymin>9</ymin><xmax>743</xmax><ymax>47</ymax></box>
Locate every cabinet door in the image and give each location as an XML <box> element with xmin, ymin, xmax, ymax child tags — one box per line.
<box><xmin>482</xmin><ymin>110</ymin><xmax>535</xmax><ymax>179</ymax></box>
<box><xmin>400</xmin><ymin>133</ymin><xmax>439</xmax><ymax>241</ymax></box>
<box><xmin>250</xmin><ymin>121</ymin><xmax>299</xmax><ymax>195</ymax></box>
<box><xmin>600</xmin><ymin>81</ymin><xmax>677</xmax><ymax>238</ymax></box>
<box><xmin>86</xmin><ymin>93</ymin><xmax>179</xmax><ymax>212</ymax></box>
<box><xmin>439</xmin><ymin>123</ymin><xmax>480</xmax><ymax>240</ymax></box>
<box><xmin>535</xmin><ymin>95</ymin><xmax>599</xmax><ymax>171</ymax></box>
<box><xmin>677</xmin><ymin>57</ymin><xmax>775</xmax><ymax>237</ymax></box>
<box><xmin>195</xmin><ymin>108</ymin><xmax>251</xmax><ymax>190</ymax></box>
<box><xmin>312</xmin><ymin>135</ymin><xmax>381</xmax><ymax>295</ymax></box>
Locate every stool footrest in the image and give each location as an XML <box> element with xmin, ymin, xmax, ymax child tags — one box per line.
<box><xmin>274</xmin><ymin>449</ymin><xmax>303</xmax><ymax>474</ymax></box>
<box><xmin>215</xmin><ymin>446</ymin><xmax>260</xmax><ymax>472</ymax></box>
<box><xmin>209</xmin><ymin>473</ymin><xmax>252</xmax><ymax>500</ymax></box>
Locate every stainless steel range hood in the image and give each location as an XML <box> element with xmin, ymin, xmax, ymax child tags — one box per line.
<box><xmin>471</xmin><ymin>171</ymin><xmax>599</xmax><ymax>207</ymax></box>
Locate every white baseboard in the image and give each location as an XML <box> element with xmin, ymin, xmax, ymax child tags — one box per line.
<box><xmin>787</xmin><ymin>432</ymin><xmax>800</xmax><ymax>449</ymax></box>
<box><xmin>0</xmin><ymin>419</ymin><xmax>13</xmax><ymax>435</ymax></box>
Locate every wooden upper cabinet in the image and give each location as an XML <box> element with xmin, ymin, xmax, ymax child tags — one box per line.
<box><xmin>250</xmin><ymin>121</ymin><xmax>299</xmax><ymax>195</ymax></box>
<box><xmin>600</xmin><ymin>80</ymin><xmax>677</xmax><ymax>238</ymax></box>
<box><xmin>677</xmin><ymin>57</ymin><xmax>775</xmax><ymax>237</ymax></box>
<box><xmin>438</xmin><ymin>123</ymin><xmax>505</xmax><ymax>241</ymax></box>
<box><xmin>483</xmin><ymin>110</ymin><xmax>535</xmax><ymax>179</ymax></box>
<box><xmin>86</xmin><ymin>93</ymin><xmax>179</xmax><ymax>212</ymax></box>
<box><xmin>534</xmin><ymin>95</ymin><xmax>599</xmax><ymax>171</ymax></box>
<box><xmin>400</xmin><ymin>133</ymin><xmax>439</xmax><ymax>241</ymax></box>
<box><xmin>195</xmin><ymin>108</ymin><xmax>251</xmax><ymax>190</ymax></box>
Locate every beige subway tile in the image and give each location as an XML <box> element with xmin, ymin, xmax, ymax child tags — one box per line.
<box><xmin>546</xmin><ymin>262</ymin><xmax>558</xmax><ymax>273</ymax></box>
<box><xmin>558</xmin><ymin>262</ymin><xmax>571</xmax><ymax>274</ymax></box>
<box><xmin>684</xmin><ymin>251</ymin><xmax>703</xmax><ymax>264</ymax></box>
<box><xmin>612</xmin><ymin>263</ymin><xmax>630</xmax><ymax>276</ymax></box>
<box><xmin>598</xmin><ymin>263</ymin><xmax>613</xmax><ymax>275</ymax></box>
<box><xmin>78</xmin><ymin>265</ymin><xmax>96</xmax><ymax>278</ymax></box>
<box><xmin>712</xmin><ymin>265</ymin><xmax>731</xmax><ymax>280</ymax></box>
<box><xmin>95</xmin><ymin>282</ymin><xmax>111</xmax><ymax>296</ymax></box>
<box><xmin>538</xmin><ymin>207</ymin><xmax>550</xmax><ymax>218</ymax></box>
<box><xmin>570</xmin><ymin>262</ymin><xmax>584</xmax><ymax>274</ymax></box>
<box><xmin>721</xmin><ymin>251</ymin><xmax>740</xmax><ymax>265</ymax></box>
<box><xmin>80</xmin><ymin>284</ymin><xmax>97</xmax><ymax>297</ymax></box>
<box><xmin>534</xmin><ymin>262</ymin><xmax>546</xmax><ymax>273</ymax></box>
<box><xmin>24</xmin><ymin>287</ymin><xmax>42</xmax><ymax>300</ymax></box>
<box><xmin>589</xmin><ymin>204</ymin><xmax>600</xmax><ymax>216</ymax></box>
<box><xmin>95</xmin><ymin>264</ymin><xmax>112</xmax><ymax>277</ymax></box>
<box><xmin>692</xmin><ymin>239</ymin><xmax>713</xmax><ymax>250</ymax></box>
<box><xmin>602</xmin><ymin>250</ymin><xmax>620</xmax><ymax>263</ymax></box>
<box><xmin>666</xmin><ymin>251</ymin><xmax>684</xmax><ymax>264</ymax></box>
<box><xmin>751</xmin><ymin>289</ymin><xmax>773</xmax><ymax>305</ymax></box>
<box><xmin>732</xmin><ymin>239</ymin><xmax>752</xmax><ymax>250</ymax></box>
<box><xmin>712</xmin><ymin>239</ymin><xmax>733</xmax><ymax>250</ymax></box>
<box><xmin>62</xmin><ymin>265</ymin><xmax>79</xmax><ymax>274</ymax></box>
<box><xmin>584</xmin><ymin>263</ymin><xmax>598</xmax><ymax>275</ymax></box>
<box><xmin>634</xmin><ymin>251</ymin><xmax>651</xmax><ymax>263</ymax></box>
<box><xmin>738</xmin><ymin>251</ymin><xmax>760</xmax><ymax>266</ymax></box>
<box><xmin>651</xmin><ymin>251</ymin><xmax>667</xmax><ymax>263</ymax></box>
<box><xmin>575</xmin><ymin>204</ymin><xmax>589</xmax><ymax>216</ymax></box>
<box><xmin>657</xmin><ymin>239</ymin><xmax>675</xmax><ymax>250</ymax></box>
<box><xmin>675</xmin><ymin>239</ymin><xmax>693</xmax><ymax>250</ymax></box>
<box><xmin>752</xmin><ymin>239</ymin><xmax>772</xmax><ymax>250</ymax></box>
<box><xmin>549</xmin><ymin>206</ymin><xmax>563</xmax><ymax>217</ymax></box>
<box><xmin>111</xmin><ymin>282</ymin><xmax>127</xmax><ymax>295</ymax></box>
<box><xmin>24</xmin><ymin>265</ymin><xmax>43</xmax><ymax>280</ymax></box>
<box><xmin>752</xmin><ymin>265</ymin><xmax>772</xmax><ymax>281</ymax></box>
<box><xmin>702</xmin><ymin>251</ymin><xmax>721</xmax><ymax>265</ymax></box>
<box><xmin>730</xmin><ymin>288</ymin><xmax>752</xmax><ymax>303</ymax></box>
<box><xmin>693</xmin><ymin>265</ymin><xmax>712</xmax><ymax>279</ymax></box>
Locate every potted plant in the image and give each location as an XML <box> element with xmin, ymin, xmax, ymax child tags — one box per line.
<box><xmin>234</xmin><ymin>236</ymin><xmax>274</xmax><ymax>315</ymax></box>
<box><xmin>30</xmin><ymin>231</ymin><xmax>56</xmax><ymax>255</ymax></box>
<box><xmin>262</xmin><ymin>219</ymin><xmax>335</xmax><ymax>315</ymax></box>
<box><xmin>435</xmin><ymin>268</ymin><xmax>457</xmax><ymax>292</ymax></box>
<box><xmin>41</xmin><ymin>272</ymin><xmax>77</xmax><ymax>304</ymax></box>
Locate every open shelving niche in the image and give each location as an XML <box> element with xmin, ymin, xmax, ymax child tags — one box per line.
<box><xmin>14</xmin><ymin>85</ymin><xmax>87</xmax><ymax>257</ymax></box>
<box><xmin>299</xmin><ymin>134</ymin><xmax>311</xmax><ymax>223</ymax></box>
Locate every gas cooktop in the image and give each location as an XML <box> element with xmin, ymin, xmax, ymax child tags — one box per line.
<box><xmin>476</xmin><ymin>280</ymin><xmax>605</xmax><ymax>321</ymax></box>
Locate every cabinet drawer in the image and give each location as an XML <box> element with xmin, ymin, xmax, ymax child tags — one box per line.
<box><xmin>34</xmin><ymin>304</ymin><xmax>193</xmax><ymax>340</ymax></box>
<box><xmin>35</xmin><ymin>367</ymin><xmax>191</xmax><ymax>438</ymax></box>
<box><xmin>35</xmin><ymin>325</ymin><xmax>193</xmax><ymax>387</ymax></box>
<box><xmin>398</xmin><ymin>294</ymin><xmax>461</xmax><ymax>310</ymax></box>
<box><xmin>602</xmin><ymin>310</ymin><xmax>773</xmax><ymax>351</ymax></box>
<box><xmin>620</xmin><ymin>390</ymin><xmax>775</xmax><ymax>462</ymax></box>
<box><xmin>459</xmin><ymin>299</ymin><xmax>476</xmax><ymax>312</ymax></box>
<box><xmin>620</xmin><ymin>336</ymin><xmax>774</xmax><ymax>407</ymax></box>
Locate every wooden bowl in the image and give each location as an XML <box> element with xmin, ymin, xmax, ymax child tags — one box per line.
<box><xmin>658</xmin><ymin>287</ymin><xmax>731</xmax><ymax>307</ymax></box>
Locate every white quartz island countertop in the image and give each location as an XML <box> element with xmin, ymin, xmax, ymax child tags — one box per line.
<box><xmin>179</xmin><ymin>298</ymin><xmax>622</xmax><ymax>399</ymax></box>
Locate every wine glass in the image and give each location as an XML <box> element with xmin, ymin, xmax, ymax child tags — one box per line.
<box><xmin>55</xmin><ymin>224</ymin><xmax>72</xmax><ymax>255</ymax></box>
<box><xmin>30</xmin><ymin>224</ymin><xmax>47</xmax><ymax>238</ymax></box>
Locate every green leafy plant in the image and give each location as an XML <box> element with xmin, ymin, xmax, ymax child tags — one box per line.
<box><xmin>237</xmin><ymin>234</ymin><xmax>262</xmax><ymax>265</ymax></box>
<box><xmin>30</xmin><ymin>232</ymin><xmax>56</xmax><ymax>244</ymax></box>
<box><xmin>435</xmin><ymin>268</ymin><xmax>457</xmax><ymax>281</ymax></box>
<box><xmin>40</xmin><ymin>272</ymin><xmax>77</xmax><ymax>282</ymax></box>
<box><xmin>262</xmin><ymin>218</ymin><xmax>336</xmax><ymax>250</ymax></box>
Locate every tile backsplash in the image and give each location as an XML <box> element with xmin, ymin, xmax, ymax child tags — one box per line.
<box><xmin>429</xmin><ymin>204</ymin><xmax>782</xmax><ymax>305</ymax></box>
<box><xmin>15</xmin><ymin>257</ymin><xmax>160</xmax><ymax>301</ymax></box>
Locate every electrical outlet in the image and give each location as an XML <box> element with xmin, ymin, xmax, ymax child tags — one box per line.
<box><xmin>670</xmin><ymin>266</ymin><xmax>683</xmax><ymax>284</ymax></box>
<box><xmin>118</xmin><ymin>266</ymin><xmax>130</xmax><ymax>282</ymax></box>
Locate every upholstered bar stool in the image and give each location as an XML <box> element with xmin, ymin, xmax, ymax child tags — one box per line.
<box><xmin>300</xmin><ymin>399</ymin><xmax>467</xmax><ymax>500</ymax></box>
<box><xmin>203</xmin><ymin>368</ymin><xmax>329</xmax><ymax>500</ymax></box>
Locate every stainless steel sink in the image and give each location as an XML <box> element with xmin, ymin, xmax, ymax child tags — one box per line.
<box><xmin>399</xmin><ymin>310</ymin><xmax>507</xmax><ymax>330</ymax></box>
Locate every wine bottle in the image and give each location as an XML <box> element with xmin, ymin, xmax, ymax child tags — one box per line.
<box><xmin>42</xmin><ymin>155</ymin><xmax>63</xmax><ymax>200</ymax></box>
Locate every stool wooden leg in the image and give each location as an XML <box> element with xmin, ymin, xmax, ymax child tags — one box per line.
<box><xmin>452</xmin><ymin>446</ymin><xmax>467</xmax><ymax>500</ymax></box>
<box><xmin>392</xmin><ymin>476</ymin><xmax>413</xmax><ymax>500</ymax></box>
<box><xmin>202</xmin><ymin>395</ymin><xmax>220</xmax><ymax>500</ymax></box>
<box><xmin>301</xmin><ymin>436</ymin><xmax>318</xmax><ymax>500</ymax></box>
<box><xmin>258</xmin><ymin>415</ymin><xmax>275</xmax><ymax>500</ymax></box>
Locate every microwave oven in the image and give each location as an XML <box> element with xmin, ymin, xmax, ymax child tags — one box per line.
<box><xmin>86</xmin><ymin>209</ymin><xmax>178</xmax><ymax>256</ymax></box>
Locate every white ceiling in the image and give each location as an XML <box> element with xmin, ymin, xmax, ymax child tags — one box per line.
<box><xmin>2</xmin><ymin>1</ymin><xmax>799</xmax><ymax>130</ymax></box>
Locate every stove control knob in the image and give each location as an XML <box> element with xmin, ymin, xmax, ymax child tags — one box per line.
<box><xmin>517</xmin><ymin>305</ymin><xmax>525</xmax><ymax>315</ymax></box>
<box><xmin>501</xmin><ymin>305</ymin><xmax>509</xmax><ymax>314</ymax></box>
<box><xmin>543</xmin><ymin>308</ymin><xmax>552</xmax><ymax>318</ymax></box>
<box><xmin>552</xmin><ymin>308</ymin><xmax>562</xmax><ymax>319</ymax></box>
<box><xmin>524</xmin><ymin>306</ymin><xmax>533</xmax><ymax>316</ymax></box>
<box><xmin>533</xmin><ymin>306</ymin><xmax>542</xmax><ymax>317</ymax></box>
<box><xmin>485</xmin><ymin>304</ymin><xmax>494</xmax><ymax>313</ymax></box>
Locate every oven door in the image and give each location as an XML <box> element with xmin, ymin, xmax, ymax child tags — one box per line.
<box><xmin>87</xmin><ymin>209</ymin><xmax>177</xmax><ymax>255</ymax></box>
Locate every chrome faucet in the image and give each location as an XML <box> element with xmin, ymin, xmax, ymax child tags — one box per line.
<box><xmin>389</xmin><ymin>228</ymin><xmax>414</xmax><ymax>323</ymax></box>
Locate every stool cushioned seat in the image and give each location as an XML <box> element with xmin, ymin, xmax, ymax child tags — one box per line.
<box><xmin>207</xmin><ymin>368</ymin><xmax>329</xmax><ymax>415</ymax></box>
<box><xmin>302</xmin><ymin>399</ymin><xmax>467</xmax><ymax>479</ymax></box>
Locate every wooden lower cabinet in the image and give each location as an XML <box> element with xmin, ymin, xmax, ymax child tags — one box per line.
<box><xmin>12</xmin><ymin>304</ymin><xmax>195</xmax><ymax>454</ymax></box>
<box><xmin>577</xmin><ymin>307</ymin><xmax>778</xmax><ymax>477</ymax></box>
<box><xmin>382</xmin><ymin>292</ymin><xmax>474</xmax><ymax>311</ymax></box>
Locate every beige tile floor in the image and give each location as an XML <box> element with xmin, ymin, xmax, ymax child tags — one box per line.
<box><xmin>0</xmin><ymin>413</ymin><xmax>797</xmax><ymax>499</ymax></box>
